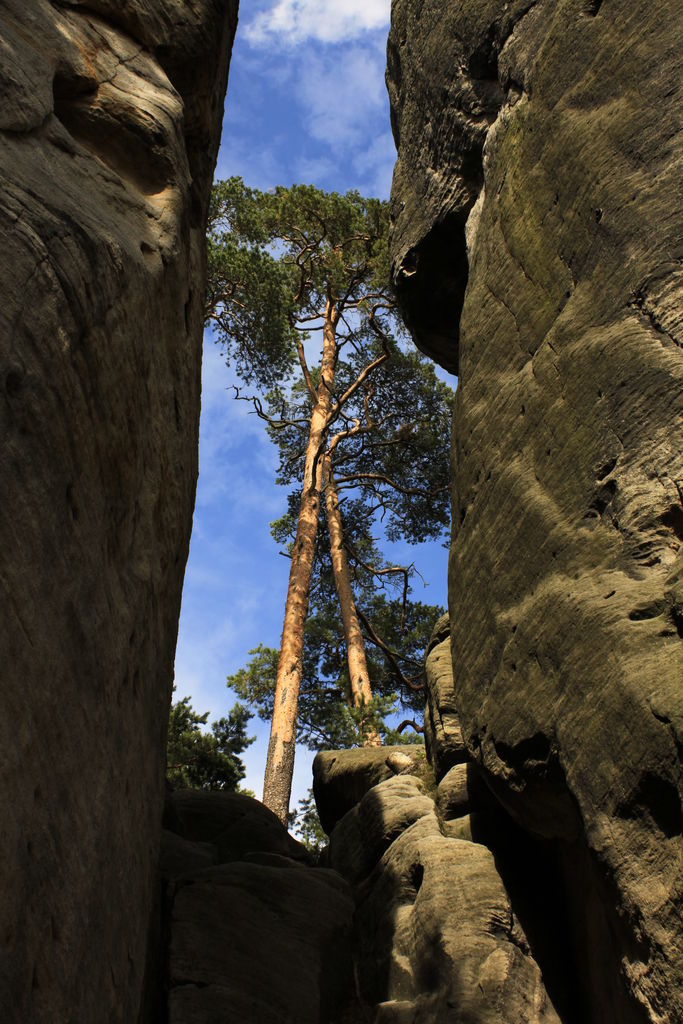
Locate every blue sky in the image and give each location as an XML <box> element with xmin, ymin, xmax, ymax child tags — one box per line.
<box><xmin>173</xmin><ymin>0</ymin><xmax>453</xmax><ymax>807</ymax></box>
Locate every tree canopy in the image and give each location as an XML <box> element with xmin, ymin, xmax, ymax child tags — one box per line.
<box><xmin>206</xmin><ymin>178</ymin><xmax>392</xmax><ymax>391</ymax></box>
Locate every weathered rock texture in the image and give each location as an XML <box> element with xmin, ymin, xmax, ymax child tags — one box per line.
<box><xmin>388</xmin><ymin>2</ymin><xmax>683</xmax><ymax>1022</ymax></box>
<box><xmin>316</xmin><ymin>748</ymin><xmax>561</xmax><ymax>1023</ymax></box>
<box><xmin>423</xmin><ymin>612</ymin><xmax>468</xmax><ymax>779</ymax></box>
<box><xmin>314</xmin><ymin>744</ymin><xmax>430</xmax><ymax>834</ymax></box>
<box><xmin>0</xmin><ymin>2</ymin><xmax>237</xmax><ymax>1020</ymax></box>
<box><xmin>161</xmin><ymin>789</ymin><xmax>356</xmax><ymax>1024</ymax></box>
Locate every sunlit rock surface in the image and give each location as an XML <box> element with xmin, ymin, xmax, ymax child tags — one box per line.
<box><xmin>314</xmin><ymin>744</ymin><xmax>429</xmax><ymax>834</ymax></box>
<box><xmin>316</xmin><ymin>751</ymin><xmax>561</xmax><ymax>1023</ymax></box>
<box><xmin>0</xmin><ymin>1</ymin><xmax>237</xmax><ymax>1019</ymax></box>
<box><xmin>423</xmin><ymin>612</ymin><xmax>468</xmax><ymax>779</ymax></box>
<box><xmin>388</xmin><ymin>2</ymin><xmax>683</xmax><ymax>1021</ymax></box>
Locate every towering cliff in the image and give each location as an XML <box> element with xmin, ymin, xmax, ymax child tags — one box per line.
<box><xmin>0</xmin><ymin>1</ymin><xmax>238</xmax><ymax>1019</ymax></box>
<box><xmin>388</xmin><ymin>2</ymin><xmax>682</xmax><ymax>1022</ymax></box>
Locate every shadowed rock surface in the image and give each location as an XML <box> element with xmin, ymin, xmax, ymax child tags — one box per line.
<box><xmin>0</xmin><ymin>2</ymin><xmax>238</xmax><ymax>1020</ymax></box>
<box><xmin>161</xmin><ymin>790</ymin><xmax>356</xmax><ymax>1024</ymax></box>
<box><xmin>388</xmin><ymin>2</ymin><xmax>683</xmax><ymax>1021</ymax></box>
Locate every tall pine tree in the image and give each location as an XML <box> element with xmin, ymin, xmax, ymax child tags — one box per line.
<box><xmin>207</xmin><ymin>179</ymin><xmax>451</xmax><ymax>822</ymax></box>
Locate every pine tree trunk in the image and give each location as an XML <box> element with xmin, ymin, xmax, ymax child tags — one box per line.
<box><xmin>323</xmin><ymin>457</ymin><xmax>381</xmax><ymax>747</ymax></box>
<box><xmin>262</xmin><ymin>304</ymin><xmax>338</xmax><ymax>824</ymax></box>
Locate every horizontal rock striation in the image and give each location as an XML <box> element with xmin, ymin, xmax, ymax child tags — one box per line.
<box><xmin>388</xmin><ymin>2</ymin><xmax>683</xmax><ymax>1022</ymax></box>
<box><xmin>0</xmin><ymin>1</ymin><xmax>237</xmax><ymax>1020</ymax></box>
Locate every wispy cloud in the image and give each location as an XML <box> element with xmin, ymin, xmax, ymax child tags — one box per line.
<box><xmin>217</xmin><ymin>3</ymin><xmax>396</xmax><ymax>198</ymax></box>
<box><xmin>245</xmin><ymin>0</ymin><xmax>390</xmax><ymax>46</ymax></box>
<box><xmin>352</xmin><ymin>128</ymin><xmax>396</xmax><ymax>198</ymax></box>
<box><xmin>295</xmin><ymin>42</ymin><xmax>387</xmax><ymax>147</ymax></box>
<box><xmin>195</xmin><ymin>341</ymin><xmax>280</xmax><ymax>514</ymax></box>
<box><xmin>295</xmin><ymin>154</ymin><xmax>336</xmax><ymax>186</ymax></box>
<box><xmin>215</xmin><ymin>130</ymin><xmax>292</xmax><ymax>193</ymax></box>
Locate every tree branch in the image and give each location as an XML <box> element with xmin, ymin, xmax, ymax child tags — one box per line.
<box><xmin>334</xmin><ymin>471</ymin><xmax>448</xmax><ymax>499</ymax></box>
<box><xmin>396</xmin><ymin>719</ymin><xmax>424</xmax><ymax>735</ymax></box>
<box><xmin>296</xmin><ymin>340</ymin><xmax>317</xmax><ymax>402</ymax></box>
<box><xmin>356</xmin><ymin>607</ymin><xmax>425</xmax><ymax>692</ymax></box>
<box><xmin>231</xmin><ymin>386</ymin><xmax>309</xmax><ymax>430</ymax></box>
<box><xmin>326</xmin><ymin>342</ymin><xmax>389</xmax><ymax>427</ymax></box>
<box><xmin>343</xmin><ymin>540</ymin><xmax>416</xmax><ymax>604</ymax></box>
<box><xmin>326</xmin><ymin>415</ymin><xmax>395</xmax><ymax>459</ymax></box>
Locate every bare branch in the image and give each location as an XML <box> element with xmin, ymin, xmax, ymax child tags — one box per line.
<box><xmin>396</xmin><ymin>719</ymin><xmax>424</xmax><ymax>735</ymax></box>
<box><xmin>349</xmin><ymin>290</ymin><xmax>396</xmax><ymax>309</ymax></box>
<box><xmin>231</xmin><ymin>386</ymin><xmax>309</xmax><ymax>430</ymax></box>
<box><xmin>334</xmin><ymin>471</ymin><xmax>448</xmax><ymax>499</ymax></box>
<box><xmin>356</xmin><ymin>607</ymin><xmax>425</xmax><ymax>693</ymax></box>
<box><xmin>294</xmin><ymin>312</ymin><xmax>327</xmax><ymax>325</ymax></box>
<box><xmin>343</xmin><ymin>539</ymin><xmax>413</xmax><ymax>592</ymax></box>
<box><xmin>296</xmin><ymin>340</ymin><xmax>317</xmax><ymax>402</ymax></box>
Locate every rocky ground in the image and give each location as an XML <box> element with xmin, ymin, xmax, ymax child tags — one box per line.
<box><xmin>155</xmin><ymin>619</ymin><xmax>575</xmax><ymax>1023</ymax></box>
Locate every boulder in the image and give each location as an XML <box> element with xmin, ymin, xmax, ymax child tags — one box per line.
<box><xmin>159</xmin><ymin>830</ymin><xmax>218</xmax><ymax>879</ymax></box>
<box><xmin>0</xmin><ymin>2</ymin><xmax>237</xmax><ymax>1019</ymax></box>
<box><xmin>436</xmin><ymin>762</ymin><xmax>496</xmax><ymax>821</ymax></box>
<box><xmin>166</xmin><ymin>788</ymin><xmax>311</xmax><ymax>865</ymax></box>
<box><xmin>355</xmin><ymin>823</ymin><xmax>562</xmax><ymax>1023</ymax></box>
<box><xmin>313</xmin><ymin>745</ymin><xmax>429</xmax><ymax>834</ymax></box>
<box><xmin>324</xmin><ymin>767</ymin><xmax>560</xmax><ymax>1023</ymax></box>
<box><xmin>168</xmin><ymin>862</ymin><xmax>355</xmax><ymax>1024</ymax></box>
<box><xmin>388</xmin><ymin>2</ymin><xmax>683</xmax><ymax>1021</ymax></box>
<box><xmin>329</xmin><ymin>775</ymin><xmax>435</xmax><ymax>884</ymax></box>
<box><xmin>161</xmin><ymin>789</ymin><xmax>356</xmax><ymax>1024</ymax></box>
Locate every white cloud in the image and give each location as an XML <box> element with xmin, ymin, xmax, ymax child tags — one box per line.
<box><xmin>352</xmin><ymin>128</ymin><xmax>396</xmax><ymax>198</ymax></box>
<box><xmin>295</xmin><ymin>154</ymin><xmax>337</xmax><ymax>185</ymax></box>
<box><xmin>214</xmin><ymin>131</ymin><xmax>290</xmax><ymax>194</ymax></box>
<box><xmin>296</xmin><ymin>42</ymin><xmax>387</xmax><ymax>147</ymax></box>
<box><xmin>245</xmin><ymin>0</ymin><xmax>390</xmax><ymax>46</ymax></box>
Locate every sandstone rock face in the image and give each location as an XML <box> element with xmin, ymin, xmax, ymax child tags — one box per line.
<box><xmin>0</xmin><ymin>2</ymin><xmax>237</xmax><ymax>1020</ymax></box>
<box><xmin>320</xmin><ymin>759</ymin><xmax>561</xmax><ymax>1023</ymax></box>
<box><xmin>162</xmin><ymin>790</ymin><xmax>356</xmax><ymax>1024</ymax></box>
<box><xmin>313</xmin><ymin>744</ymin><xmax>430</xmax><ymax>834</ymax></box>
<box><xmin>388</xmin><ymin>2</ymin><xmax>683</xmax><ymax>1021</ymax></box>
<box><xmin>423</xmin><ymin>613</ymin><xmax>468</xmax><ymax>779</ymax></box>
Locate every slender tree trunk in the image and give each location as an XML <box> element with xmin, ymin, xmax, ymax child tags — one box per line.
<box><xmin>262</xmin><ymin>303</ymin><xmax>338</xmax><ymax>824</ymax></box>
<box><xmin>323</xmin><ymin>457</ymin><xmax>381</xmax><ymax>747</ymax></box>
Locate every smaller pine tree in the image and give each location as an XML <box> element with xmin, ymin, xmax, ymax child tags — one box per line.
<box><xmin>166</xmin><ymin>692</ymin><xmax>254</xmax><ymax>791</ymax></box>
<box><xmin>288</xmin><ymin>789</ymin><xmax>328</xmax><ymax>857</ymax></box>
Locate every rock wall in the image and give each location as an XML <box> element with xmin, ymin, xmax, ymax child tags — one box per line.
<box><xmin>0</xmin><ymin>2</ymin><xmax>237</xmax><ymax>1020</ymax></box>
<box><xmin>387</xmin><ymin>2</ymin><xmax>682</xmax><ymax>1022</ymax></box>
